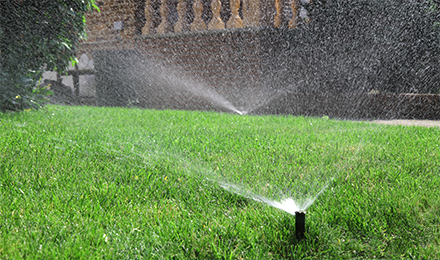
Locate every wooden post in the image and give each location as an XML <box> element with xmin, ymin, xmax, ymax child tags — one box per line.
<box><xmin>73</xmin><ymin>64</ymin><xmax>80</xmax><ymax>103</ymax></box>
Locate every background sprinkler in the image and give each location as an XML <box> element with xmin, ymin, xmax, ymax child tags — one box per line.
<box><xmin>295</xmin><ymin>211</ymin><xmax>306</xmax><ymax>240</ymax></box>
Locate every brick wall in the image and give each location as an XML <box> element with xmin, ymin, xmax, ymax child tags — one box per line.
<box><xmin>83</xmin><ymin>0</ymin><xmax>137</xmax><ymax>43</ymax></box>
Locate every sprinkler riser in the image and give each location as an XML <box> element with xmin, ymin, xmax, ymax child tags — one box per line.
<box><xmin>295</xmin><ymin>211</ymin><xmax>306</xmax><ymax>240</ymax></box>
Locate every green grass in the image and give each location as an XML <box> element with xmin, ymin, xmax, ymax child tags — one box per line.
<box><xmin>1</xmin><ymin>105</ymin><xmax>439</xmax><ymax>259</ymax></box>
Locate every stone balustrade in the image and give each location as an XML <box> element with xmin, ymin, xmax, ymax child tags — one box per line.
<box><xmin>142</xmin><ymin>0</ymin><xmax>302</xmax><ymax>35</ymax></box>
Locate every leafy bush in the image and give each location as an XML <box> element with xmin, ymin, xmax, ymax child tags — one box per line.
<box><xmin>0</xmin><ymin>0</ymin><xmax>98</xmax><ymax>112</ymax></box>
<box><xmin>0</xmin><ymin>66</ymin><xmax>52</xmax><ymax>112</ymax></box>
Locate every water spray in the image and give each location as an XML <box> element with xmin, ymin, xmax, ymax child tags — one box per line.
<box><xmin>295</xmin><ymin>211</ymin><xmax>306</xmax><ymax>240</ymax></box>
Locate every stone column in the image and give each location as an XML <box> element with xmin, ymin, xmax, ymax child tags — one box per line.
<box><xmin>208</xmin><ymin>0</ymin><xmax>225</xmax><ymax>30</ymax></box>
<box><xmin>142</xmin><ymin>0</ymin><xmax>155</xmax><ymax>34</ymax></box>
<box><xmin>191</xmin><ymin>0</ymin><xmax>207</xmax><ymax>31</ymax></box>
<box><xmin>175</xmin><ymin>0</ymin><xmax>190</xmax><ymax>32</ymax></box>
<box><xmin>157</xmin><ymin>0</ymin><xmax>173</xmax><ymax>33</ymax></box>
<box><xmin>242</xmin><ymin>0</ymin><xmax>278</xmax><ymax>28</ymax></box>
<box><xmin>227</xmin><ymin>0</ymin><xmax>243</xmax><ymax>28</ymax></box>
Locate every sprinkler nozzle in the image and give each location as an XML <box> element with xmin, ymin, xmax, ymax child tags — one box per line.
<box><xmin>236</xmin><ymin>110</ymin><xmax>247</xmax><ymax>115</ymax></box>
<box><xmin>295</xmin><ymin>211</ymin><xmax>306</xmax><ymax>240</ymax></box>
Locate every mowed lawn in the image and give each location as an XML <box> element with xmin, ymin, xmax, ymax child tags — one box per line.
<box><xmin>0</xmin><ymin>105</ymin><xmax>439</xmax><ymax>259</ymax></box>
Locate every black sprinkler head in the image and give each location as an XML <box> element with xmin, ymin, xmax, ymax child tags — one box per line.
<box><xmin>295</xmin><ymin>211</ymin><xmax>306</xmax><ymax>240</ymax></box>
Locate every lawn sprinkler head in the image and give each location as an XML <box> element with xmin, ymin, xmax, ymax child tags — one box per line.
<box><xmin>295</xmin><ymin>211</ymin><xmax>306</xmax><ymax>240</ymax></box>
<box><xmin>236</xmin><ymin>110</ymin><xmax>247</xmax><ymax>115</ymax></box>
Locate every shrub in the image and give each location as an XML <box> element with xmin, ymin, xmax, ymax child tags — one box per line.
<box><xmin>0</xmin><ymin>0</ymin><xmax>98</xmax><ymax>112</ymax></box>
<box><xmin>0</xmin><ymin>67</ymin><xmax>52</xmax><ymax>112</ymax></box>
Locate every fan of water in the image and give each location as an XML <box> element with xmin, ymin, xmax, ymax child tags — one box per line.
<box><xmin>218</xmin><ymin>181</ymin><xmax>331</xmax><ymax>215</ymax></box>
<box><xmin>125</xmin><ymin>134</ymin><xmax>342</xmax><ymax>216</ymax></box>
<box><xmin>136</xmin><ymin>57</ymin><xmax>244</xmax><ymax>114</ymax></box>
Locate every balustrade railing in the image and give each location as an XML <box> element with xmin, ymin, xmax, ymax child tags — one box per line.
<box><xmin>142</xmin><ymin>0</ymin><xmax>307</xmax><ymax>35</ymax></box>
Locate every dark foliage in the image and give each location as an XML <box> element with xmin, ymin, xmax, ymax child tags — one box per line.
<box><xmin>0</xmin><ymin>66</ymin><xmax>52</xmax><ymax>112</ymax></box>
<box><xmin>0</xmin><ymin>0</ymin><xmax>97</xmax><ymax>112</ymax></box>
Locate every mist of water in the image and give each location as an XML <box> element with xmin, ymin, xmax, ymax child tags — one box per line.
<box><xmin>130</xmin><ymin>55</ymin><xmax>251</xmax><ymax>115</ymax></box>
